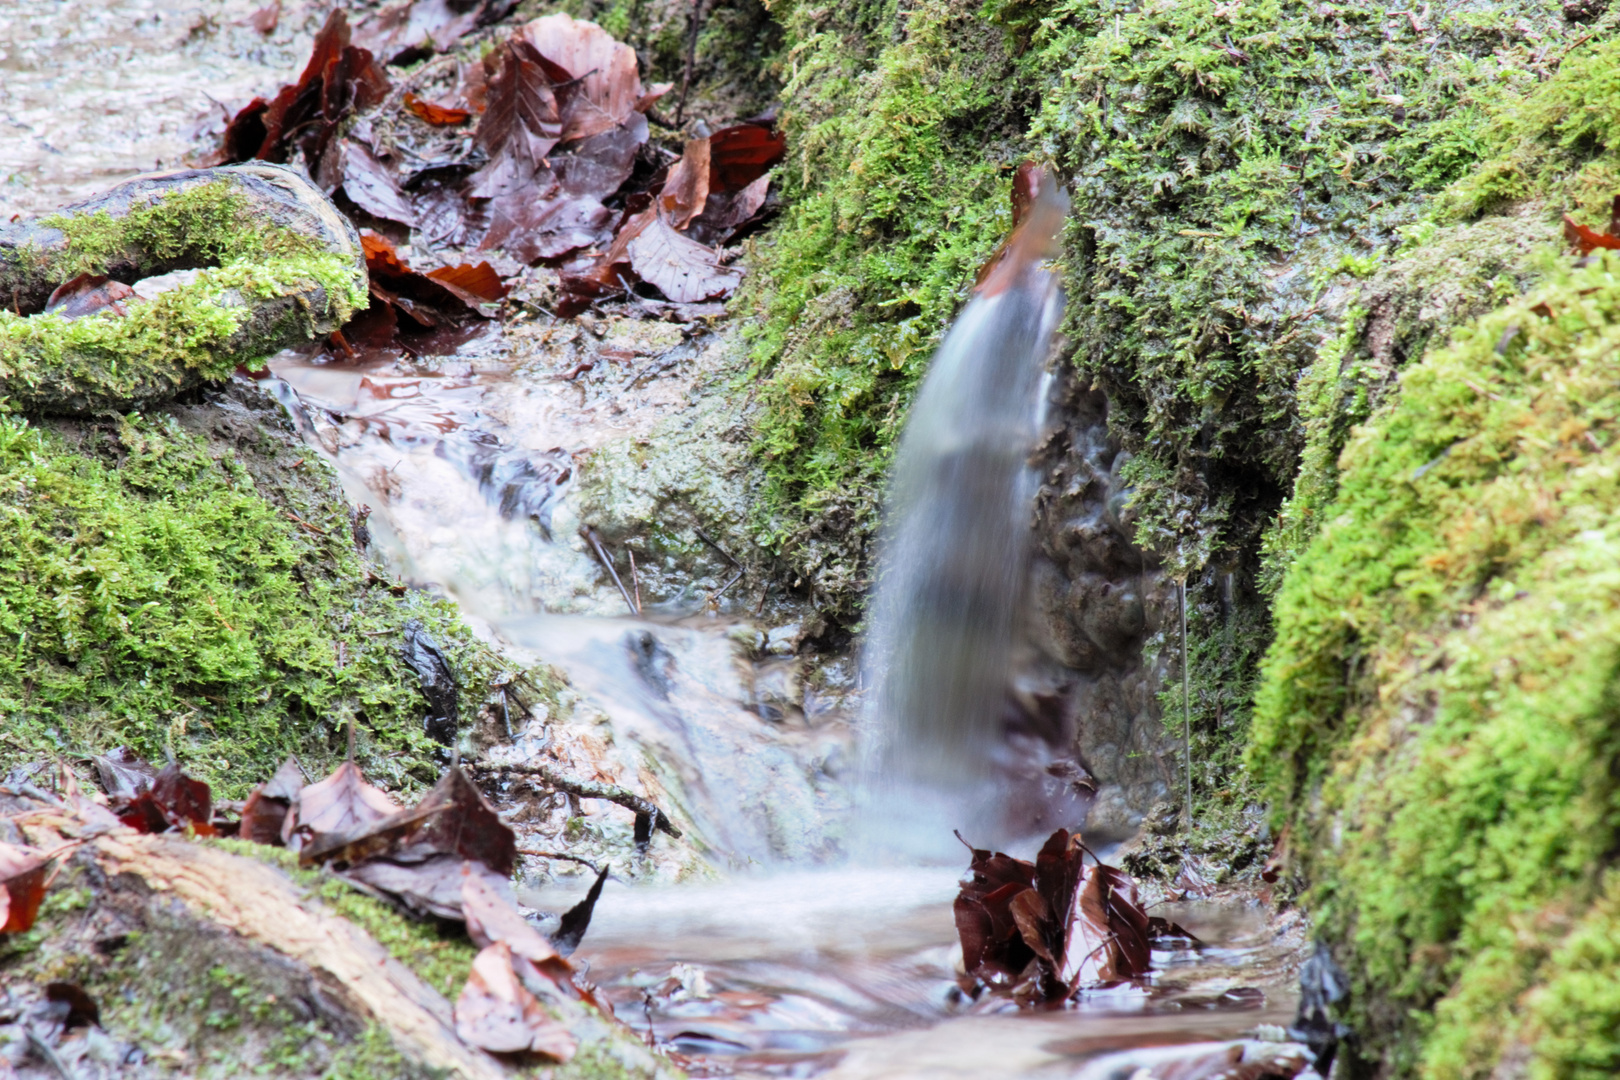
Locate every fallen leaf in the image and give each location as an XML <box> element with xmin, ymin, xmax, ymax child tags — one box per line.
<box><xmin>0</xmin><ymin>842</ymin><xmax>48</xmax><ymax>934</ymax></box>
<box><xmin>284</xmin><ymin>760</ymin><xmax>399</xmax><ymax>852</ymax></box>
<box><xmin>705</xmin><ymin>123</ymin><xmax>786</xmax><ymax>194</ymax></box>
<box><xmin>1564</xmin><ymin>213</ymin><xmax>1620</xmax><ymax>256</ymax></box>
<box><xmin>44</xmin><ymin>983</ymin><xmax>100</xmax><ymax>1030</ymax></box>
<box><xmin>337</xmin><ymin>140</ymin><xmax>417</xmax><ymax>227</ymax></box>
<box><xmin>93</xmin><ymin>748</ymin><xmax>157</xmax><ymax>803</ymax></box>
<box><xmin>239</xmin><ymin>756</ymin><xmax>306</xmax><ymax>846</ymax></box>
<box><xmin>469</xmin><ymin>38</ymin><xmax>563</xmax><ymax>199</ymax></box>
<box><xmin>684</xmin><ymin>173</ymin><xmax>771</xmax><ymax>248</ymax></box>
<box><xmin>658</xmin><ymin>137</ymin><xmax>711</xmax><ymax>230</ymax></box>
<box><xmin>404</xmin><ymin>92</ymin><xmax>472</xmax><ymax>126</ymax></box>
<box><xmin>116</xmin><ymin>763</ymin><xmax>216</xmax><ymax>836</ymax></box>
<box><xmin>551</xmin><ymin>113</ymin><xmax>648</xmax><ymax>201</ymax></box>
<box><xmin>1060</xmin><ymin>859</ymin><xmax>1152</xmax><ymax>986</ymax></box>
<box><xmin>352</xmin><ymin>0</ymin><xmax>490</xmax><ymax>65</ymax></box>
<box><xmin>345</xmin><ymin>853</ymin><xmax>514</xmax><ymax>920</ymax></box>
<box><xmin>45</xmin><ymin>274</ymin><xmax>135</xmax><ymax>319</ymax></box>
<box><xmin>455</xmin><ymin>942</ymin><xmax>578</xmax><ymax>1060</ymax></box>
<box><xmin>395</xmin><ymin>766</ymin><xmax>517</xmax><ymax>875</ymax></box>
<box><xmin>626</xmin><ymin>215</ymin><xmax>742</xmax><ymax>304</ymax></box>
<box><xmin>481</xmin><ymin>189</ymin><xmax>617</xmax><ymax>264</ymax></box>
<box><xmin>522</xmin><ymin>13</ymin><xmax>645</xmax><ymax>140</ymax></box>
<box><xmin>218</xmin><ymin>10</ymin><xmax>389</xmax><ymax>168</ymax></box>
<box><xmin>634</xmin><ymin>82</ymin><xmax>673</xmax><ymax>114</ymax></box>
<box><xmin>356</xmin><ymin>231</ymin><xmax>503</xmax><ymax>341</ymax></box>
<box><xmin>426</xmin><ymin>263</ymin><xmax>510</xmax><ymax>306</ymax></box>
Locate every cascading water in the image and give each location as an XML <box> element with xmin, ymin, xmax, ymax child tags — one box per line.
<box><xmin>860</xmin><ymin>167</ymin><xmax>1085</xmax><ymax>851</ymax></box>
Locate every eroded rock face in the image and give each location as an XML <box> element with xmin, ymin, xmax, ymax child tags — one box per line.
<box><xmin>1024</xmin><ymin>370</ymin><xmax>1179</xmax><ymax>837</ymax></box>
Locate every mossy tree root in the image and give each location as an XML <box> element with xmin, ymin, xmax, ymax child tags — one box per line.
<box><xmin>0</xmin><ymin>163</ymin><xmax>367</xmax><ymax>414</ymax></box>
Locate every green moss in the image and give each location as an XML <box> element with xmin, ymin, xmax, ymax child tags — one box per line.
<box><xmin>0</xmin><ymin>179</ymin><xmax>367</xmax><ymax>413</ymax></box>
<box><xmin>740</xmin><ymin>0</ymin><xmax>1035</xmax><ymax>612</ymax></box>
<box><xmin>1251</xmin><ymin>253</ymin><xmax>1620</xmax><ymax>1078</ymax></box>
<box><xmin>0</xmin><ymin>412</ymin><xmax>492</xmax><ymax>798</ymax></box>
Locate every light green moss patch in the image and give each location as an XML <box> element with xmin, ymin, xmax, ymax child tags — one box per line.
<box><xmin>1252</xmin><ymin>253</ymin><xmax>1620</xmax><ymax>1078</ymax></box>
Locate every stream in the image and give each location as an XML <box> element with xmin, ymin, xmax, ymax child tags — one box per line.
<box><xmin>4</xmin><ymin>1</ymin><xmax>1313</xmax><ymax>1075</ymax></box>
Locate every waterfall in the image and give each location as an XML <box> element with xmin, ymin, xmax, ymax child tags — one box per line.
<box><xmin>862</xmin><ymin>168</ymin><xmax>1069</xmax><ymax>843</ymax></box>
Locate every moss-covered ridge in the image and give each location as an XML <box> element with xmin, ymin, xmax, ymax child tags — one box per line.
<box><xmin>1251</xmin><ymin>252</ymin><xmax>1620</xmax><ymax>1077</ymax></box>
<box><xmin>0</xmin><ymin>165</ymin><xmax>367</xmax><ymax>414</ymax></box>
<box><xmin>0</xmin><ymin>392</ymin><xmax>501</xmax><ymax>801</ymax></box>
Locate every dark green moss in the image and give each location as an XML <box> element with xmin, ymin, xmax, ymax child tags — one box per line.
<box><xmin>0</xmin><ymin>409</ymin><xmax>495</xmax><ymax>799</ymax></box>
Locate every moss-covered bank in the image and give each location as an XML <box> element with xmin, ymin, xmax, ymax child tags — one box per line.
<box><xmin>0</xmin><ymin>382</ymin><xmax>502</xmax><ymax>800</ymax></box>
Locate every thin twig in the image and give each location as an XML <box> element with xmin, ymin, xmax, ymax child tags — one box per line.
<box><xmin>627</xmin><ymin>546</ymin><xmax>642</xmax><ymax>613</ymax></box>
<box><xmin>676</xmin><ymin>0</ymin><xmax>708</xmax><ymax>125</ymax></box>
<box><xmin>476</xmin><ymin>761</ymin><xmax>681</xmax><ymax>838</ymax></box>
<box><xmin>1181</xmin><ymin>579</ymin><xmax>1192</xmax><ymax>827</ymax></box>
<box><xmin>580</xmin><ymin>526</ymin><xmax>638</xmax><ymax>614</ymax></box>
<box><xmin>25</xmin><ymin>1026</ymin><xmax>75</xmax><ymax>1080</ymax></box>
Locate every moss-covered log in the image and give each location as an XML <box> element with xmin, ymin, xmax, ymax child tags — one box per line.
<box><xmin>0</xmin><ymin>164</ymin><xmax>367</xmax><ymax>414</ymax></box>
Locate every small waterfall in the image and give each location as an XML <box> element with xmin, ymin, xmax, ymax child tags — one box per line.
<box><xmin>862</xmin><ymin>168</ymin><xmax>1069</xmax><ymax>842</ymax></box>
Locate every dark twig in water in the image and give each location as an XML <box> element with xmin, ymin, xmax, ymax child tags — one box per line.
<box><xmin>580</xmin><ymin>526</ymin><xmax>638</xmax><ymax>614</ymax></box>
<box><xmin>691</xmin><ymin>524</ymin><xmax>741</xmax><ymax>567</ymax></box>
<box><xmin>710</xmin><ymin>567</ymin><xmax>743</xmax><ymax>604</ymax></box>
<box><xmin>475</xmin><ymin>761</ymin><xmax>682</xmax><ymax>839</ymax></box>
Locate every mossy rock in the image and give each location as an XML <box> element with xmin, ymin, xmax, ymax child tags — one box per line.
<box><xmin>1252</xmin><ymin>252</ymin><xmax>1620</xmax><ymax>1078</ymax></box>
<box><xmin>0</xmin><ymin>164</ymin><xmax>367</xmax><ymax>414</ymax></box>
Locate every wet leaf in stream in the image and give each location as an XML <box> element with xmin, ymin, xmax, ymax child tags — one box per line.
<box><xmin>335</xmin><ymin>139</ymin><xmax>417</xmax><ymax>227</ymax></box>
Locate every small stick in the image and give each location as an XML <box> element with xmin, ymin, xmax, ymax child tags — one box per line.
<box><xmin>580</xmin><ymin>526</ymin><xmax>638</xmax><ymax>614</ymax></box>
<box><xmin>710</xmin><ymin>567</ymin><xmax>744</xmax><ymax>603</ymax></box>
<box><xmin>478</xmin><ymin>761</ymin><xmax>681</xmax><ymax>838</ymax></box>
<box><xmin>627</xmin><ymin>546</ymin><xmax>642</xmax><ymax>613</ymax></box>
<box><xmin>676</xmin><ymin>0</ymin><xmax>707</xmax><ymax>125</ymax></box>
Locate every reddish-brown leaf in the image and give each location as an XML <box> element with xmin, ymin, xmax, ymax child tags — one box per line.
<box><xmin>285</xmin><ymin>760</ymin><xmax>399</xmax><ymax>852</ymax></box>
<box><xmin>397</xmin><ymin>766</ymin><xmax>517</xmax><ymax>876</ymax></box>
<box><xmin>344</xmin><ymin>854</ymin><xmax>516</xmax><ymax>920</ymax></box>
<box><xmin>455</xmin><ymin>942</ymin><xmax>578</xmax><ymax>1060</ymax></box>
<box><xmin>0</xmin><ymin>842</ymin><xmax>49</xmax><ymax>934</ymax></box>
<box><xmin>626</xmin><ymin>215</ymin><xmax>741</xmax><ymax>304</ymax></box>
<box><xmin>1564</xmin><ymin>213</ymin><xmax>1620</xmax><ymax>256</ymax></box>
<box><xmin>658</xmin><ymin>137</ymin><xmax>711</xmax><ymax>230</ymax></box>
<box><xmin>522</xmin><ymin>13</ymin><xmax>644</xmax><ymax>141</ymax></box>
<box><xmin>352</xmin><ymin>0</ymin><xmax>492</xmax><ymax>65</ymax></box>
<box><xmin>1059</xmin><ymin>861</ymin><xmax>1151</xmax><ymax>986</ymax></box>
<box><xmin>552</xmin><ymin>115</ymin><xmax>647</xmax><ymax>201</ymax></box>
<box><xmin>462</xmin><ymin>864</ymin><xmax>562</xmax><ymax>968</ymax></box>
<box><xmin>116</xmin><ymin>763</ymin><xmax>216</xmax><ymax>836</ymax></box>
<box><xmin>426</xmin><ymin>263</ymin><xmax>510</xmax><ymax>305</ymax></box>
<box><xmin>481</xmin><ymin>189</ymin><xmax>616</xmax><ymax>264</ymax></box>
<box><xmin>338</xmin><ymin>140</ymin><xmax>417</xmax><ymax>227</ymax></box>
<box><xmin>706</xmin><ymin>123</ymin><xmax>786</xmax><ymax>194</ymax></box>
<box><xmin>470</xmin><ymin>38</ymin><xmax>563</xmax><ymax>199</ymax></box>
<box><xmin>634</xmin><ymin>82</ymin><xmax>673</xmax><ymax>114</ymax></box>
<box><xmin>404</xmin><ymin>92</ymin><xmax>472</xmax><ymax>126</ymax></box>
<box><xmin>239</xmin><ymin>756</ymin><xmax>306</xmax><ymax>846</ymax></box>
<box><xmin>45</xmin><ymin>274</ymin><xmax>135</xmax><ymax>319</ymax></box>
<box><xmin>684</xmin><ymin>173</ymin><xmax>771</xmax><ymax>248</ymax></box>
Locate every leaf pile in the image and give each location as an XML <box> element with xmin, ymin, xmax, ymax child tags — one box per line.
<box><xmin>1</xmin><ymin>752</ymin><xmax>616</xmax><ymax>1065</ymax></box>
<box><xmin>217</xmin><ymin>10</ymin><xmax>783</xmax><ymax>318</ymax></box>
<box><xmin>345</xmin><ymin>232</ymin><xmax>508</xmax><ymax>354</ymax></box>
<box><xmin>953</xmin><ymin>827</ymin><xmax>1195</xmax><ymax>1004</ymax></box>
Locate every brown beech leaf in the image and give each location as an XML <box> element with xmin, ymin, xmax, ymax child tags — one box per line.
<box><xmin>285</xmin><ymin>760</ymin><xmax>399</xmax><ymax>852</ymax></box>
<box><xmin>220</xmin><ymin>10</ymin><xmax>389</xmax><ymax>169</ymax></box>
<box><xmin>684</xmin><ymin>173</ymin><xmax>771</xmax><ymax>248</ymax></box>
<box><xmin>0</xmin><ymin>842</ymin><xmax>49</xmax><ymax>934</ymax></box>
<box><xmin>117</xmin><ymin>763</ymin><xmax>216</xmax><ymax>836</ymax></box>
<box><xmin>404</xmin><ymin>92</ymin><xmax>472</xmax><ymax>126</ymax></box>
<box><xmin>338</xmin><ymin>140</ymin><xmax>417</xmax><ymax>227</ymax></box>
<box><xmin>1060</xmin><ymin>860</ymin><xmax>1152</xmax><ymax>986</ymax></box>
<box><xmin>626</xmin><ymin>215</ymin><xmax>742</xmax><ymax>303</ymax></box>
<box><xmin>395</xmin><ymin>766</ymin><xmax>517</xmax><ymax>876</ymax></box>
<box><xmin>455</xmin><ymin>942</ymin><xmax>579</xmax><ymax>1060</ymax></box>
<box><xmin>239</xmin><ymin>756</ymin><xmax>306</xmax><ymax>846</ymax></box>
<box><xmin>634</xmin><ymin>82</ymin><xmax>673</xmax><ymax>114</ymax></box>
<box><xmin>552</xmin><ymin>114</ymin><xmax>647</xmax><ymax>200</ymax></box>
<box><xmin>706</xmin><ymin>123</ymin><xmax>786</xmax><ymax>194</ymax></box>
<box><xmin>470</xmin><ymin>38</ymin><xmax>563</xmax><ymax>199</ymax></box>
<box><xmin>345</xmin><ymin>854</ymin><xmax>516</xmax><ymax>920</ymax></box>
<box><xmin>481</xmin><ymin>190</ymin><xmax>615</xmax><ymax>264</ymax></box>
<box><xmin>45</xmin><ymin>274</ymin><xmax>135</xmax><ymax>319</ymax></box>
<box><xmin>461</xmin><ymin>863</ymin><xmax>573</xmax><ymax>990</ymax></box>
<box><xmin>358</xmin><ymin>231</ymin><xmax>500</xmax><ymax>335</ymax></box>
<box><xmin>93</xmin><ymin>747</ymin><xmax>157</xmax><ymax>802</ymax></box>
<box><xmin>658</xmin><ymin>137</ymin><xmax>711</xmax><ymax>230</ymax></box>
<box><xmin>521</xmin><ymin>13</ymin><xmax>644</xmax><ymax>140</ymax></box>
<box><xmin>412</xmin><ymin>173</ymin><xmax>488</xmax><ymax>248</ymax></box>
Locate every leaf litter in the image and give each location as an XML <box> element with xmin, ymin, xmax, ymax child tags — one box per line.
<box><xmin>1</xmin><ymin>745</ymin><xmax>633</xmax><ymax>1066</ymax></box>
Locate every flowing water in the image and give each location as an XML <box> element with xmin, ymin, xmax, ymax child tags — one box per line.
<box><xmin>14</xmin><ymin>3</ymin><xmax>1311</xmax><ymax>1074</ymax></box>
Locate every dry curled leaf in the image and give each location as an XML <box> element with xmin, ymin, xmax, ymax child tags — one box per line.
<box><xmin>454</xmin><ymin>942</ymin><xmax>578</xmax><ymax>1060</ymax></box>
